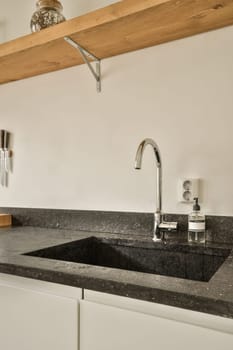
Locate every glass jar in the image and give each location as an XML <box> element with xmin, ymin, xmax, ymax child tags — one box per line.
<box><xmin>188</xmin><ymin>197</ymin><xmax>206</xmax><ymax>244</ymax></box>
<box><xmin>188</xmin><ymin>211</ymin><xmax>206</xmax><ymax>244</ymax></box>
<box><xmin>30</xmin><ymin>0</ymin><xmax>66</xmax><ymax>33</ymax></box>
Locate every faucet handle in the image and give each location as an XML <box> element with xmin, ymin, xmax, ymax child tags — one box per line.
<box><xmin>159</xmin><ymin>221</ymin><xmax>178</xmax><ymax>231</ymax></box>
<box><xmin>153</xmin><ymin>221</ymin><xmax>178</xmax><ymax>242</ymax></box>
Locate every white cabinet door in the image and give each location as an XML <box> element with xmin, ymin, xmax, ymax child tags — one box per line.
<box><xmin>81</xmin><ymin>290</ymin><xmax>233</xmax><ymax>350</ymax></box>
<box><xmin>0</xmin><ymin>274</ymin><xmax>81</xmax><ymax>350</ymax></box>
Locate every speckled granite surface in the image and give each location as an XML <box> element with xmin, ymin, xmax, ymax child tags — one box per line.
<box><xmin>0</xmin><ymin>207</ymin><xmax>153</xmax><ymax>235</ymax></box>
<box><xmin>0</xmin><ymin>225</ymin><xmax>232</xmax><ymax>319</ymax></box>
<box><xmin>1</xmin><ymin>207</ymin><xmax>233</xmax><ymax>243</ymax></box>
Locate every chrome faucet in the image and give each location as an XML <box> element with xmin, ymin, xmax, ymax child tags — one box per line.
<box><xmin>135</xmin><ymin>138</ymin><xmax>177</xmax><ymax>241</ymax></box>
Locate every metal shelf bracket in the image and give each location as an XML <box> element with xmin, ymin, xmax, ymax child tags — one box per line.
<box><xmin>64</xmin><ymin>36</ymin><xmax>101</xmax><ymax>93</ymax></box>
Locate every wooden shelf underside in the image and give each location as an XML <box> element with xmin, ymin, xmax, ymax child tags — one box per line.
<box><xmin>0</xmin><ymin>0</ymin><xmax>233</xmax><ymax>84</ymax></box>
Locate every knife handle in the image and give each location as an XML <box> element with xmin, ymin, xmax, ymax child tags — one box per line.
<box><xmin>3</xmin><ymin>130</ymin><xmax>10</xmax><ymax>150</ymax></box>
<box><xmin>0</xmin><ymin>130</ymin><xmax>4</xmax><ymax>149</ymax></box>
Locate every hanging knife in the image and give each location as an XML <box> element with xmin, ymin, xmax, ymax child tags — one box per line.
<box><xmin>4</xmin><ymin>130</ymin><xmax>10</xmax><ymax>174</ymax></box>
<box><xmin>0</xmin><ymin>130</ymin><xmax>5</xmax><ymax>186</ymax></box>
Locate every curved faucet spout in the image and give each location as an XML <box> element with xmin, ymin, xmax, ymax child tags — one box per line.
<box><xmin>134</xmin><ymin>138</ymin><xmax>178</xmax><ymax>241</ymax></box>
<box><xmin>134</xmin><ymin>138</ymin><xmax>162</xmax><ymax>239</ymax></box>
<box><xmin>135</xmin><ymin>138</ymin><xmax>161</xmax><ymax>170</ymax></box>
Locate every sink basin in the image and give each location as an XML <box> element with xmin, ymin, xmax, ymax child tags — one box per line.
<box><xmin>24</xmin><ymin>237</ymin><xmax>230</xmax><ymax>282</ymax></box>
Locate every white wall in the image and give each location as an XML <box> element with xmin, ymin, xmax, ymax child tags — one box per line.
<box><xmin>0</xmin><ymin>7</ymin><xmax>233</xmax><ymax>215</ymax></box>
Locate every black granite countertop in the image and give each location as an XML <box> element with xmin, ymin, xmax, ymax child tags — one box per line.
<box><xmin>0</xmin><ymin>225</ymin><xmax>232</xmax><ymax>319</ymax></box>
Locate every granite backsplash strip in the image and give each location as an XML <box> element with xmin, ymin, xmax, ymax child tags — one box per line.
<box><xmin>0</xmin><ymin>207</ymin><xmax>153</xmax><ymax>235</ymax></box>
<box><xmin>1</xmin><ymin>207</ymin><xmax>233</xmax><ymax>244</ymax></box>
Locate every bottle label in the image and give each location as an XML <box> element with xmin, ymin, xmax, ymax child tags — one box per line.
<box><xmin>189</xmin><ymin>222</ymin><xmax>206</xmax><ymax>231</ymax></box>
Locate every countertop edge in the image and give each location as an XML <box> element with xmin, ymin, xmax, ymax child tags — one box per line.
<box><xmin>0</xmin><ymin>261</ymin><xmax>232</xmax><ymax>320</ymax></box>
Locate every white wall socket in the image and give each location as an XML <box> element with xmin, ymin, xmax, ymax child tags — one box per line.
<box><xmin>178</xmin><ymin>178</ymin><xmax>200</xmax><ymax>203</ymax></box>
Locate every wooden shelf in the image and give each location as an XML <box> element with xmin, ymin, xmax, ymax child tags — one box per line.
<box><xmin>1</xmin><ymin>0</ymin><xmax>233</xmax><ymax>84</ymax></box>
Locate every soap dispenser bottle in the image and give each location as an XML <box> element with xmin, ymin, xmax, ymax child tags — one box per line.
<box><xmin>188</xmin><ymin>198</ymin><xmax>206</xmax><ymax>244</ymax></box>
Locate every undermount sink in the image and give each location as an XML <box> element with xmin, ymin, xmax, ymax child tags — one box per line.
<box><xmin>24</xmin><ymin>237</ymin><xmax>230</xmax><ymax>282</ymax></box>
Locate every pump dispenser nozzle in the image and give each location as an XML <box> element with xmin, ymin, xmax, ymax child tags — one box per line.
<box><xmin>193</xmin><ymin>197</ymin><xmax>200</xmax><ymax>211</ymax></box>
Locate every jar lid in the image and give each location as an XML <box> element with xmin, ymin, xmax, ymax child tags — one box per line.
<box><xmin>36</xmin><ymin>0</ymin><xmax>63</xmax><ymax>11</ymax></box>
